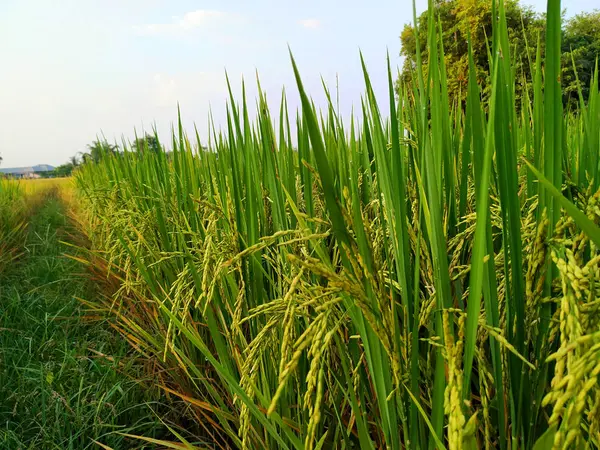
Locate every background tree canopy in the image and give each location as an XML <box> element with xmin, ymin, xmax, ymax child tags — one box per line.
<box><xmin>562</xmin><ymin>10</ymin><xmax>600</xmax><ymax>108</ymax></box>
<box><xmin>83</xmin><ymin>139</ymin><xmax>118</xmax><ymax>163</ymax></box>
<box><xmin>132</xmin><ymin>134</ymin><xmax>162</xmax><ymax>154</ymax></box>
<box><xmin>398</xmin><ymin>0</ymin><xmax>600</xmax><ymax>110</ymax></box>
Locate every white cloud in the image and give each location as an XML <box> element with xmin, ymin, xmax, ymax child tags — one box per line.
<box><xmin>150</xmin><ymin>72</ymin><xmax>226</xmax><ymax>108</ymax></box>
<box><xmin>152</xmin><ymin>73</ymin><xmax>178</xmax><ymax>107</ymax></box>
<box><xmin>298</xmin><ymin>18</ymin><xmax>320</xmax><ymax>29</ymax></box>
<box><xmin>134</xmin><ymin>10</ymin><xmax>229</xmax><ymax>35</ymax></box>
<box><xmin>178</xmin><ymin>10</ymin><xmax>225</xmax><ymax>30</ymax></box>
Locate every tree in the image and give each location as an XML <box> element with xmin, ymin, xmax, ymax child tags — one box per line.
<box><xmin>132</xmin><ymin>134</ymin><xmax>162</xmax><ymax>155</ymax></box>
<box><xmin>50</xmin><ymin>163</ymin><xmax>75</xmax><ymax>178</ymax></box>
<box><xmin>397</xmin><ymin>0</ymin><xmax>543</xmax><ymax>105</ymax></box>
<box><xmin>82</xmin><ymin>139</ymin><xmax>118</xmax><ymax>163</ymax></box>
<box><xmin>398</xmin><ymin>1</ymin><xmax>600</xmax><ymax>110</ymax></box>
<box><xmin>562</xmin><ymin>10</ymin><xmax>600</xmax><ymax>110</ymax></box>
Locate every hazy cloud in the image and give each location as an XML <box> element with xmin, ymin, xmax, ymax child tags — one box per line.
<box><xmin>134</xmin><ymin>10</ymin><xmax>230</xmax><ymax>35</ymax></box>
<box><xmin>298</xmin><ymin>18</ymin><xmax>321</xmax><ymax>29</ymax></box>
<box><xmin>150</xmin><ymin>71</ymin><xmax>227</xmax><ymax>108</ymax></box>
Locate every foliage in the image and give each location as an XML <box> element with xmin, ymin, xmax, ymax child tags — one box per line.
<box><xmin>562</xmin><ymin>10</ymin><xmax>600</xmax><ymax>109</ymax></box>
<box><xmin>398</xmin><ymin>1</ymin><xmax>600</xmax><ymax>110</ymax></box>
<box><xmin>398</xmin><ymin>0</ymin><xmax>543</xmax><ymax>104</ymax></box>
<box><xmin>71</xmin><ymin>0</ymin><xmax>600</xmax><ymax>448</ymax></box>
<box><xmin>45</xmin><ymin>134</ymin><xmax>165</xmax><ymax>177</ymax></box>
<box><xmin>132</xmin><ymin>134</ymin><xmax>163</xmax><ymax>155</ymax></box>
<box><xmin>82</xmin><ymin>139</ymin><xmax>119</xmax><ymax>164</ymax></box>
<box><xmin>47</xmin><ymin>162</ymin><xmax>76</xmax><ymax>177</ymax></box>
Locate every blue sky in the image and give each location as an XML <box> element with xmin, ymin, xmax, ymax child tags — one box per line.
<box><xmin>0</xmin><ymin>0</ymin><xmax>595</xmax><ymax>167</ymax></box>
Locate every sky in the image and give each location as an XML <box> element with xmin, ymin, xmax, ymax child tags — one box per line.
<box><xmin>0</xmin><ymin>0</ymin><xmax>596</xmax><ymax>168</ymax></box>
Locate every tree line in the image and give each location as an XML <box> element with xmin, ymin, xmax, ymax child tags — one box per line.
<box><xmin>49</xmin><ymin>134</ymin><xmax>163</xmax><ymax>177</ymax></box>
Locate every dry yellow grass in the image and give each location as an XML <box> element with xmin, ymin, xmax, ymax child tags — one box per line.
<box><xmin>20</xmin><ymin>177</ymin><xmax>73</xmax><ymax>196</ymax></box>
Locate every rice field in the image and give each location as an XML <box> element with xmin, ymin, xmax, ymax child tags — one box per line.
<box><xmin>66</xmin><ymin>1</ymin><xmax>600</xmax><ymax>449</ymax></box>
<box><xmin>3</xmin><ymin>0</ymin><xmax>600</xmax><ymax>448</ymax></box>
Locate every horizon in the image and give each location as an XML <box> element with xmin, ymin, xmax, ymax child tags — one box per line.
<box><xmin>0</xmin><ymin>163</ymin><xmax>55</xmax><ymax>170</ymax></box>
<box><xmin>0</xmin><ymin>0</ymin><xmax>596</xmax><ymax>168</ymax></box>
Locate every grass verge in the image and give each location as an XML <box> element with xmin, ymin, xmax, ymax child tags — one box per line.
<box><xmin>0</xmin><ymin>189</ymin><xmax>171</xmax><ymax>449</ymax></box>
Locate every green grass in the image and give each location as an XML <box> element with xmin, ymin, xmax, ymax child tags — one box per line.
<box><xmin>0</xmin><ymin>192</ymin><xmax>173</xmax><ymax>449</ymax></box>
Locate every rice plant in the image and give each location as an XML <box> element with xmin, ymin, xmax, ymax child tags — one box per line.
<box><xmin>0</xmin><ymin>179</ymin><xmax>28</xmax><ymax>274</ymax></box>
<box><xmin>73</xmin><ymin>0</ymin><xmax>600</xmax><ymax>448</ymax></box>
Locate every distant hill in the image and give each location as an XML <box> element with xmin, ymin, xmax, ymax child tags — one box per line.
<box><xmin>0</xmin><ymin>164</ymin><xmax>55</xmax><ymax>175</ymax></box>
